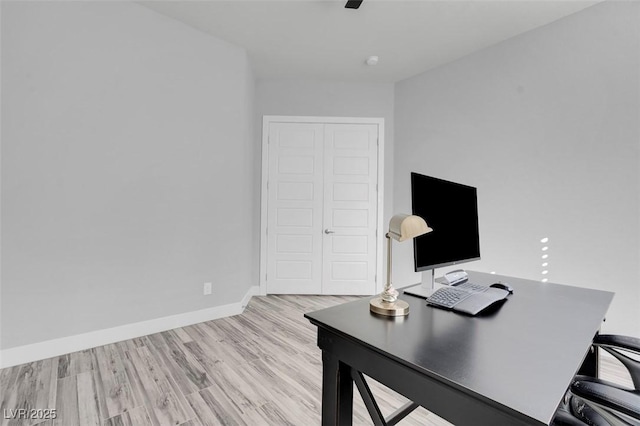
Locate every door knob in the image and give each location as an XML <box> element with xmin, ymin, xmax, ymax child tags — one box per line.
<box><xmin>324</xmin><ymin>229</ymin><xmax>335</xmax><ymax>234</ymax></box>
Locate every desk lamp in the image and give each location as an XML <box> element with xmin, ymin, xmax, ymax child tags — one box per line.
<box><xmin>370</xmin><ymin>214</ymin><xmax>432</xmax><ymax>316</ymax></box>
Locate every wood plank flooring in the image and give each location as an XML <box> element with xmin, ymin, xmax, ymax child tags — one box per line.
<box><xmin>0</xmin><ymin>295</ymin><xmax>633</xmax><ymax>426</ymax></box>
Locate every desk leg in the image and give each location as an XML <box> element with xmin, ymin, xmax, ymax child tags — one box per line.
<box><xmin>578</xmin><ymin>333</ymin><xmax>600</xmax><ymax>378</ymax></box>
<box><xmin>322</xmin><ymin>351</ymin><xmax>353</xmax><ymax>426</ymax></box>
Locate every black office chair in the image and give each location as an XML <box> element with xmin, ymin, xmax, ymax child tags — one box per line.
<box><xmin>553</xmin><ymin>334</ymin><xmax>640</xmax><ymax>426</ymax></box>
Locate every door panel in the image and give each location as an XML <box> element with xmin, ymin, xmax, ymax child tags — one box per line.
<box><xmin>322</xmin><ymin>124</ymin><xmax>378</xmax><ymax>295</ymax></box>
<box><xmin>267</xmin><ymin>123</ymin><xmax>324</xmax><ymax>294</ymax></box>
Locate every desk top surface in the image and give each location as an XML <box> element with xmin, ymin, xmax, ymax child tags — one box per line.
<box><xmin>305</xmin><ymin>271</ymin><xmax>614</xmax><ymax>425</ymax></box>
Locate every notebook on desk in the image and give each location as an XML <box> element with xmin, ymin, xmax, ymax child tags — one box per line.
<box><xmin>426</xmin><ymin>282</ymin><xmax>510</xmax><ymax>316</ymax></box>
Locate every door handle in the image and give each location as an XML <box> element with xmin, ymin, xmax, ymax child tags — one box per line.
<box><xmin>324</xmin><ymin>229</ymin><xmax>335</xmax><ymax>234</ymax></box>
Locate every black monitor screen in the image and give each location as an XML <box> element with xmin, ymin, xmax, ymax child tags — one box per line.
<box><xmin>411</xmin><ymin>172</ymin><xmax>480</xmax><ymax>271</ymax></box>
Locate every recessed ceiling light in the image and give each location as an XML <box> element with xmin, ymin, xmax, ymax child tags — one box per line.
<box><xmin>366</xmin><ymin>56</ymin><xmax>379</xmax><ymax>66</ymax></box>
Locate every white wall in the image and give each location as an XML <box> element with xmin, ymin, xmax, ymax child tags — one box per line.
<box><xmin>255</xmin><ymin>79</ymin><xmax>395</xmax><ymax>288</ymax></box>
<box><xmin>1</xmin><ymin>2</ymin><xmax>255</xmax><ymax>349</ymax></box>
<box><xmin>394</xmin><ymin>0</ymin><xmax>639</xmax><ymax>336</ymax></box>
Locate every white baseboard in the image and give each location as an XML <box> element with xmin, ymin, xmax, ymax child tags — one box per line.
<box><xmin>0</xmin><ymin>285</ymin><xmax>260</xmax><ymax>369</ymax></box>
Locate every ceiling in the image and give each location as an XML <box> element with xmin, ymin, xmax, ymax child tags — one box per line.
<box><xmin>139</xmin><ymin>0</ymin><xmax>602</xmax><ymax>83</ymax></box>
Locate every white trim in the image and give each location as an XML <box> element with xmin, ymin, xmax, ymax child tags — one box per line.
<box><xmin>260</xmin><ymin>116</ymin><xmax>385</xmax><ymax>296</ymax></box>
<box><xmin>259</xmin><ymin>116</ymin><xmax>270</xmax><ymax>296</ymax></box>
<box><xmin>375</xmin><ymin>120</ymin><xmax>385</xmax><ymax>295</ymax></box>
<box><xmin>263</xmin><ymin>115</ymin><xmax>385</xmax><ymax>125</ymax></box>
<box><xmin>0</xmin><ymin>285</ymin><xmax>260</xmax><ymax>369</ymax></box>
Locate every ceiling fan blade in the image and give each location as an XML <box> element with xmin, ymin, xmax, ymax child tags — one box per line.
<box><xmin>345</xmin><ymin>0</ymin><xmax>363</xmax><ymax>9</ymax></box>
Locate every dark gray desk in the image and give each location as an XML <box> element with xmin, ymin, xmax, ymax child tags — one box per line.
<box><xmin>305</xmin><ymin>271</ymin><xmax>614</xmax><ymax>425</ymax></box>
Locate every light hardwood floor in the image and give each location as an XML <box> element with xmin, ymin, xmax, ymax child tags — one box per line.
<box><xmin>0</xmin><ymin>295</ymin><xmax>633</xmax><ymax>426</ymax></box>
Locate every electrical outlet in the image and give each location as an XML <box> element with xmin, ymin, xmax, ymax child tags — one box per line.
<box><xmin>203</xmin><ymin>282</ymin><xmax>212</xmax><ymax>296</ymax></box>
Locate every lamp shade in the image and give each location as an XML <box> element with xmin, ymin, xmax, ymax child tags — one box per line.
<box><xmin>387</xmin><ymin>214</ymin><xmax>432</xmax><ymax>242</ymax></box>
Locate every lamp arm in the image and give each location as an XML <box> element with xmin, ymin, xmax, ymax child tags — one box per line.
<box><xmin>386</xmin><ymin>233</ymin><xmax>392</xmax><ymax>292</ymax></box>
<box><xmin>381</xmin><ymin>233</ymin><xmax>399</xmax><ymax>303</ymax></box>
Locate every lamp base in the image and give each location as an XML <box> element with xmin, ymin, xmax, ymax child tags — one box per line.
<box><xmin>369</xmin><ymin>297</ymin><xmax>409</xmax><ymax>317</ymax></box>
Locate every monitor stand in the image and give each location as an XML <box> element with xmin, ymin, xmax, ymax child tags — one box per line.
<box><xmin>403</xmin><ymin>269</ymin><xmax>447</xmax><ymax>299</ymax></box>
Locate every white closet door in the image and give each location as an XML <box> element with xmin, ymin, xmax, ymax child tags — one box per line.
<box><xmin>264</xmin><ymin>118</ymin><xmax>381</xmax><ymax>295</ymax></box>
<box><xmin>266</xmin><ymin>122</ymin><xmax>324</xmax><ymax>294</ymax></box>
<box><xmin>321</xmin><ymin>124</ymin><xmax>378</xmax><ymax>295</ymax></box>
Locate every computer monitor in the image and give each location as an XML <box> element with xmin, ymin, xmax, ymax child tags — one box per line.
<box><xmin>411</xmin><ymin>172</ymin><xmax>481</xmax><ymax>272</ymax></box>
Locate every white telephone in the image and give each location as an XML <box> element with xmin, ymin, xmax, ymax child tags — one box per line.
<box><xmin>443</xmin><ymin>269</ymin><xmax>468</xmax><ymax>285</ymax></box>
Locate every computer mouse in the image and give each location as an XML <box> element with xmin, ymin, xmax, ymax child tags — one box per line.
<box><xmin>490</xmin><ymin>282</ymin><xmax>514</xmax><ymax>293</ymax></box>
